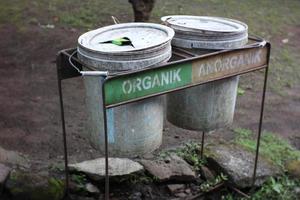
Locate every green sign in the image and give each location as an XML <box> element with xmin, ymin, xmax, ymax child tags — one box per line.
<box><xmin>104</xmin><ymin>45</ymin><xmax>269</xmax><ymax>107</ymax></box>
<box><xmin>105</xmin><ymin>63</ymin><xmax>192</xmax><ymax>106</ymax></box>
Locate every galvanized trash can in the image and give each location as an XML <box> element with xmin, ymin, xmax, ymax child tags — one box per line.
<box><xmin>161</xmin><ymin>16</ymin><xmax>248</xmax><ymax>131</ymax></box>
<box><xmin>77</xmin><ymin>23</ymin><xmax>174</xmax><ymax>156</ymax></box>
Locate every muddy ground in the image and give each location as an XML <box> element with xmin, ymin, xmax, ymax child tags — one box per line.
<box><xmin>1</xmin><ymin>22</ymin><xmax>300</xmax><ymax>168</ymax></box>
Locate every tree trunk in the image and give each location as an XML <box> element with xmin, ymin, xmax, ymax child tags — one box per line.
<box><xmin>129</xmin><ymin>0</ymin><xmax>156</xmax><ymax>22</ymax></box>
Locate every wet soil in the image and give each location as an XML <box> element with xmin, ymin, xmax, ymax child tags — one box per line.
<box><xmin>0</xmin><ymin>23</ymin><xmax>299</xmax><ymax>168</ymax></box>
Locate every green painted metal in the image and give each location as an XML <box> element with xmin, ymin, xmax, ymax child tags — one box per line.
<box><xmin>104</xmin><ymin>45</ymin><xmax>269</xmax><ymax>107</ymax></box>
<box><xmin>105</xmin><ymin>63</ymin><xmax>192</xmax><ymax>105</ymax></box>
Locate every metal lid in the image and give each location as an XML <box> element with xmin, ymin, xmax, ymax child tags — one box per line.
<box><xmin>161</xmin><ymin>15</ymin><xmax>248</xmax><ymax>34</ymax></box>
<box><xmin>161</xmin><ymin>15</ymin><xmax>248</xmax><ymax>49</ymax></box>
<box><xmin>78</xmin><ymin>23</ymin><xmax>174</xmax><ymax>54</ymax></box>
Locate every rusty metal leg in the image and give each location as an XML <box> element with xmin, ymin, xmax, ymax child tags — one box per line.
<box><xmin>201</xmin><ymin>131</ymin><xmax>205</xmax><ymax>159</ymax></box>
<box><xmin>251</xmin><ymin>66</ymin><xmax>269</xmax><ymax>188</ymax></box>
<box><xmin>101</xmin><ymin>77</ymin><xmax>110</xmax><ymax>200</ymax></box>
<box><xmin>58</xmin><ymin>78</ymin><xmax>70</xmax><ymax>198</ymax></box>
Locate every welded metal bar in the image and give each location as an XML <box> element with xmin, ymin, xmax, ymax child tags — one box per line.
<box><xmin>57</xmin><ymin>50</ymin><xmax>81</xmax><ymax>80</ymax></box>
<box><xmin>251</xmin><ymin>65</ymin><xmax>269</xmax><ymax>188</ymax></box>
<box><xmin>104</xmin><ymin>44</ymin><xmax>270</xmax><ymax>108</ymax></box>
<box><xmin>173</xmin><ymin>46</ymin><xmax>198</xmax><ymax>57</ymax></box>
<box><xmin>105</xmin><ymin>65</ymin><xmax>268</xmax><ymax>109</ymax></box>
<box><xmin>228</xmin><ymin>185</ymin><xmax>250</xmax><ymax>199</ymax></box>
<box><xmin>172</xmin><ymin>51</ymin><xmax>191</xmax><ymax>58</ymax></box>
<box><xmin>56</xmin><ymin>56</ymin><xmax>70</xmax><ymax>198</ymax></box>
<box><xmin>200</xmin><ymin>131</ymin><xmax>205</xmax><ymax>159</ymax></box>
<box><xmin>187</xmin><ymin>182</ymin><xmax>224</xmax><ymax>200</ymax></box>
<box><xmin>101</xmin><ymin>77</ymin><xmax>110</xmax><ymax>200</ymax></box>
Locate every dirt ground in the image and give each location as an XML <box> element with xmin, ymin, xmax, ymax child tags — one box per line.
<box><xmin>0</xmin><ymin>1</ymin><xmax>300</xmax><ymax>175</ymax></box>
<box><xmin>0</xmin><ymin>24</ymin><xmax>299</xmax><ymax>172</ymax></box>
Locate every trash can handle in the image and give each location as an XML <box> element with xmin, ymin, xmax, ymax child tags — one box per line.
<box><xmin>68</xmin><ymin>50</ymin><xmax>108</xmax><ymax>77</ymax></box>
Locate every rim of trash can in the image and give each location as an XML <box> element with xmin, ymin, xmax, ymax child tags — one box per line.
<box><xmin>161</xmin><ymin>15</ymin><xmax>248</xmax><ymax>34</ymax></box>
<box><xmin>78</xmin><ymin>22</ymin><xmax>175</xmax><ymax>55</ymax></box>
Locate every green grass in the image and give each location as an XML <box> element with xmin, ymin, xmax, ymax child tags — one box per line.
<box><xmin>223</xmin><ymin>176</ymin><xmax>300</xmax><ymax>200</ymax></box>
<box><xmin>225</xmin><ymin>127</ymin><xmax>300</xmax><ymax>199</ymax></box>
<box><xmin>48</xmin><ymin>178</ymin><xmax>65</xmax><ymax>200</ymax></box>
<box><xmin>70</xmin><ymin>173</ymin><xmax>88</xmax><ymax>193</ymax></box>
<box><xmin>234</xmin><ymin>128</ymin><xmax>300</xmax><ymax>170</ymax></box>
<box><xmin>251</xmin><ymin>176</ymin><xmax>300</xmax><ymax>200</ymax></box>
<box><xmin>118</xmin><ymin>172</ymin><xmax>154</xmax><ymax>184</ymax></box>
<box><xmin>175</xmin><ymin>142</ymin><xmax>207</xmax><ymax>170</ymax></box>
<box><xmin>157</xmin><ymin>142</ymin><xmax>206</xmax><ymax>170</ymax></box>
<box><xmin>237</xmin><ymin>87</ymin><xmax>246</xmax><ymax>96</ymax></box>
<box><xmin>200</xmin><ymin>173</ymin><xmax>228</xmax><ymax>192</ymax></box>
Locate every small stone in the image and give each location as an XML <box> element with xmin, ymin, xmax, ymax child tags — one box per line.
<box><xmin>281</xmin><ymin>38</ymin><xmax>289</xmax><ymax>44</ymax></box>
<box><xmin>39</xmin><ymin>23</ymin><xmax>55</xmax><ymax>29</ymax></box>
<box><xmin>69</xmin><ymin>158</ymin><xmax>144</xmax><ymax>181</ymax></box>
<box><xmin>0</xmin><ymin>146</ymin><xmax>30</xmax><ymax>168</ymax></box>
<box><xmin>0</xmin><ymin>164</ymin><xmax>11</xmax><ymax>192</ymax></box>
<box><xmin>286</xmin><ymin>160</ymin><xmax>300</xmax><ymax>179</ymax></box>
<box><xmin>85</xmin><ymin>183</ymin><xmax>99</xmax><ymax>194</ymax></box>
<box><xmin>143</xmin><ymin>153</ymin><xmax>155</xmax><ymax>160</ymax></box>
<box><xmin>69</xmin><ymin>180</ymin><xmax>82</xmax><ymax>193</ymax></box>
<box><xmin>129</xmin><ymin>192</ymin><xmax>142</xmax><ymax>200</ymax></box>
<box><xmin>175</xmin><ymin>192</ymin><xmax>187</xmax><ymax>198</ymax></box>
<box><xmin>185</xmin><ymin>188</ymin><xmax>191</xmax><ymax>194</ymax></box>
<box><xmin>0</xmin><ymin>164</ymin><xmax>10</xmax><ymax>183</ymax></box>
<box><xmin>190</xmin><ymin>183</ymin><xmax>200</xmax><ymax>192</ymax></box>
<box><xmin>294</xmin><ymin>187</ymin><xmax>300</xmax><ymax>195</ymax></box>
<box><xmin>139</xmin><ymin>153</ymin><xmax>196</xmax><ymax>182</ymax></box>
<box><xmin>200</xmin><ymin>166</ymin><xmax>215</xmax><ymax>181</ymax></box>
<box><xmin>167</xmin><ymin>184</ymin><xmax>185</xmax><ymax>193</ymax></box>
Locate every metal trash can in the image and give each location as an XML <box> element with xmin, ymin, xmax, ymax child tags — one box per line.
<box><xmin>162</xmin><ymin>16</ymin><xmax>248</xmax><ymax>131</ymax></box>
<box><xmin>77</xmin><ymin>23</ymin><xmax>174</xmax><ymax>156</ymax></box>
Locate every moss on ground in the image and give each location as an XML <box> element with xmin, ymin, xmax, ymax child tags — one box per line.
<box><xmin>233</xmin><ymin>128</ymin><xmax>300</xmax><ymax>170</ymax></box>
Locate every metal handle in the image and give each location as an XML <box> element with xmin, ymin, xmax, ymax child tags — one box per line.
<box><xmin>248</xmin><ymin>35</ymin><xmax>267</xmax><ymax>48</ymax></box>
<box><xmin>68</xmin><ymin>50</ymin><xmax>109</xmax><ymax>77</ymax></box>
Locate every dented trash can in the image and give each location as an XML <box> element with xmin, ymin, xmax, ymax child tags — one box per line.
<box><xmin>162</xmin><ymin>16</ymin><xmax>248</xmax><ymax>131</ymax></box>
<box><xmin>77</xmin><ymin>23</ymin><xmax>174</xmax><ymax>156</ymax></box>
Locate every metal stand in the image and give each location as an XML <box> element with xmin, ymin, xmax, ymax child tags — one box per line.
<box><xmin>251</xmin><ymin>66</ymin><xmax>269</xmax><ymax>188</ymax></box>
<box><xmin>101</xmin><ymin>78</ymin><xmax>110</xmax><ymax>200</ymax></box>
<box><xmin>56</xmin><ymin>38</ymin><xmax>270</xmax><ymax>199</ymax></box>
<box><xmin>200</xmin><ymin>131</ymin><xmax>205</xmax><ymax>160</ymax></box>
<box><xmin>57</xmin><ymin>55</ymin><xmax>71</xmax><ymax>198</ymax></box>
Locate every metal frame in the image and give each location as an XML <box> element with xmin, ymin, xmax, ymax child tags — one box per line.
<box><xmin>56</xmin><ymin>37</ymin><xmax>270</xmax><ymax>199</ymax></box>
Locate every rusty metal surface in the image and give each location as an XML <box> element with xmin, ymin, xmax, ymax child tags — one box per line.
<box><xmin>56</xmin><ymin>38</ymin><xmax>270</xmax><ymax>108</ymax></box>
<box><xmin>56</xmin><ymin>49</ymin><xmax>81</xmax><ymax>80</ymax></box>
<box><xmin>103</xmin><ymin>42</ymin><xmax>270</xmax><ymax>108</ymax></box>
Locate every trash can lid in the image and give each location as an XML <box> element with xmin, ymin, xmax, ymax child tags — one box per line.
<box><xmin>78</xmin><ymin>23</ymin><xmax>174</xmax><ymax>54</ymax></box>
<box><xmin>161</xmin><ymin>15</ymin><xmax>248</xmax><ymax>35</ymax></box>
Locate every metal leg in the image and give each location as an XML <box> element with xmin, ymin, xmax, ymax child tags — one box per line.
<box><xmin>58</xmin><ymin>78</ymin><xmax>70</xmax><ymax>198</ymax></box>
<box><xmin>201</xmin><ymin>131</ymin><xmax>205</xmax><ymax>159</ymax></box>
<box><xmin>251</xmin><ymin>66</ymin><xmax>269</xmax><ymax>188</ymax></box>
<box><xmin>101</xmin><ymin>77</ymin><xmax>110</xmax><ymax>200</ymax></box>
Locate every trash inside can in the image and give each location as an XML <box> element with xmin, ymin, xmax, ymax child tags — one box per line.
<box><xmin>77</xmin><ymin>23</ymin><xmax>174</xmax><ymax>156</ymax></box>
<box><xmin>161</xmin><ymin>15</ymin><xmax>248</xmax><ymax>131</ymax></box>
